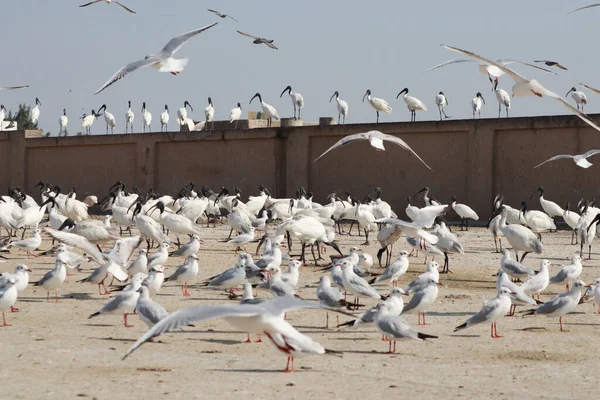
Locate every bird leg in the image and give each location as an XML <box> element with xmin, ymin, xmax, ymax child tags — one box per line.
<box><xmin>376</xmin><ymin>111</ymin><xmax>380</xmax><ymax>124</ymax></box>
<box><xmin>1</xmin><ymin>312</ymin><xmax>10</xmax><ymax>327</ymax></box>
<box><xmin>54</xmin><ymin>289</ymin><xmax>60</xmax><ymax>303</ymax></box>
<box><xmin>10</xmin><ymin>306</ymin><xmax>19</xmax><ymax>313</ymax></box>
<box><xmin>244</xmin><ymin>333</ymin><xmax>252</xmax><ymax>343</ymax></box>
<box><xmin>27</xmin><ymin>251</ymin><xmax>39</xmax><ymax>258</ymax></box>
<box><xmin>559</xmin><ymin>316</ymin><xmax>569</xmax><ymax>332</ymax></box>
<box><xmin>283</xmin><ymin>356</ymin><xmax>295</xmax><ymax>373</ymax></box>
<box><xmin>491</xmin><ymin>322</ymin><xmax>503</xmax><ymax>338</ymax></box>
<box><xmin>310</xmin><ymin>243</ymin><xmax>318</xmax><ymax>265</ymax></box>
<box><xmin>182</xmin><ymin>283</ymin><xmax>191</xmax><ymax>297</ymax></box>
<box><xmin>325</xmin><ymin>312</ymin><xmax>329</xmax><ymax>329</ymax></box>
<box><xmin>123</xmin><ymin>313</ymin><xmax>134</xmax><ymax>328</ymax></box>
<box><xmin>362</xmin><ymin>229</ymin><xmax>370</xmax><ymax>246</ymax></box>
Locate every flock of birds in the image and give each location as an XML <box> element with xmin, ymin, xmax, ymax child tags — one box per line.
<box><xmin>0</xmin><ymin>175</ymin><xmax>600</xmax><ymax>373</ymax></box>
<box><xmin>3</xmin><ymin>5</ymin><xmax>600</xmax><ymax>135</ymax></box>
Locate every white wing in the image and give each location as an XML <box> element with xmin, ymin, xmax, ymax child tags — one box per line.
<box><xmin>568</xmin><ymin>4</ymin><xmax>600</xmax><ymax>14</ymax></box>
<box><xmin>44</xmin><ymin>228</ymin><xmax>105</xmax><ymax>264</ymax></box>
<box><xmin>95</xmin><ymin>57</ymin><xmax>158</xmax><ymax>95</ymax></box>
<box><xmin>237</xmin><ymin>30</ymin><xmax>260</xmax><ymax>40</ymax></box>
<box><xmin>381</xmin><ymin>133</ymin><xmax>432</xmax><ymax>170</ymax></box>
<box><xmin>534</xmin><ymin>154</ymin><xmax>575</xmax><ymax>168</ymax></box>
<box><xmin>313</xmin><ymin>132</ymin><xmax>369</xmax><ymax>162</ymax></box>
<box><xmin>581</xmin><ymin>149</ymin><xmax>600</xmax><ymax>159</ymax></box>
<box><xmin>580</xmin><ymin>83</ymin><xmax>600</xmax><ymax>95</ymax></box>
<box><xmin>160</xmin><ymin>23</ymin><xmax>218</xmax><ymax>55</ymax></box>
<box><xmin>425</xmin><ymin>59</ymin><xmax>476</xmax><ymax>71</ymax></box>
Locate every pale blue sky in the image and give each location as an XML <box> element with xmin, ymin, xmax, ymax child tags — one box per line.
<box><xmin>1</xmin><ymin>1</ymin><xmax>598</xmax><ymax>134</ymax></box>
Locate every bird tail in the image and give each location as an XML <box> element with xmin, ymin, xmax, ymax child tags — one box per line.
<box><xmin>520</xmin><ymin>309</ymin><xmax>536</xmax><ymax>316</ymax></box>
<box><xmin>88</xmin><ymin>312</ymin><xmax>100</xmax><ymax>319</ymax></box>
<box><xmin>534</xmin><ymin>298</ymin><xmax>544</xmax><ymax>305</ymax></box>
<box><xmin>337</xmin><ymin>319</ymin><xmax>357</xmax><ymax>328</ymax></box>
<box><xmin>453</xmin><ymin>322</ymin><xmax>467</xmax><ymax>332</ymax></box>
<box><xmin>324</xmin><ymin>349</ymin><xmax>344</xmax><ymax>357</ymax></box>
<box><xmin>417</xmin><ymin>332</ymin><xmax>438</xmax><ymax>340</ymax></box>
<box><xmin>160</xmin><ymin>57</ymin><xmax>188</xmax><ymax>73</ymax></box>
<box><xmin>532</xmin><ymin>240</ymin><xmax>544</xmax><ymax>254</ymax></box>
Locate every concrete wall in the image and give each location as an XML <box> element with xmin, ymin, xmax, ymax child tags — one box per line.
<box><xmin>5</xmin><ymin>114</ymin><xmax>600</xmax><ymax>219</ymax></box>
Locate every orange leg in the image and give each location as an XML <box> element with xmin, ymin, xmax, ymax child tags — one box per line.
<box><xmin>283</xmin><ymin>356</ymin><xmax>295</xmax><ymax>373</ymax></box>
<box><xmin>124</xmin><ymin>313</ymin><xmax>134</xmax><ymax>328</ymax></box>
<box><xmin>491</xmin><ymin>322</ymin><xmax>503</xmax><ymax>338</ymax></box>
<box><xmin>559</xmin><ymin>316</ymin><xmax>569</xmax><ymax>332</ymax></box>
<box><xmin>1</xmin><ymin>312</ymin><xmax>11</xmax><ymax>326</ymax></box>
<box><xmin>10</xmin><ymin>306</ymin><xmax>19</xmax><ymax>312</ymax></box>
<box><xmin>244</xmin><ymin>333</ymin><xmax>252</xmax><ymax>343</ymax></box>
<box><xmin>255</xmin><ymin>335</ymin><xmax>262</xmax><ymax>343</ymax></box>
<box><xmin>55</xmin><ymin>289</ymin><xmax>60</xmax><ymax>303</ymax></box>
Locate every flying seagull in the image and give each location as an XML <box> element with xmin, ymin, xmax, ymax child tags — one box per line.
<box><xmin>534</xmin><ymin>60</ymin><xmax>568</xmax><ymax>70</ymax></box>
<box><xmin>580</xmin><ymin>82</ymin><xmax>600</xmax><ymax>95</ymax></box>
<box><xmin>207</xmin><ymin>9</ymin><xmax>237</xmax><ymax>21</ymax></box>
<box><xmin>0</xmin><ymin>85</ymin><xmax>29</xmax><ymax>91</ymax></box>
<box><xmin>313</xmin><ymin>130</ymin><xmax>432</xmax><ymax>170</ymax></box>
<box><xmin>534</xmin><ymin>149</ymin><xmax>600</xmax><ymax>169</ymax></box>
<box><xmin>95</xmin><ymin>23</ymin><xmax>218</xmax><ymax>94</ymax></box>
<box><xmin>567</xmin><ymin>4</ymin><xmax>600</xmax><ymax>14</ymax></box>
<box><xmin>237</xmin><ymin>31</ymin><xmax>278</xmax><ymax>50</ymax></box>
<box><xmin>441</xmin><ymin>44</ymin><xmax>600</xmax><ymax>133</ymax></box>
<box><xmin>79</xmin><ymin>0</ymin><xmax>136</xmax><ymax>13</ymax></box>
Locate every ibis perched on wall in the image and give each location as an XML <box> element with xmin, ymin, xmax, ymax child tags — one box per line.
<box><xmin>362</xmin><ymin>89</ymin><xmax>391</xmax><ymax>124</ymax></box>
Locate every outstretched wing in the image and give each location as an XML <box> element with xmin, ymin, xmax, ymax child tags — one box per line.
<box><xmin>265</xmin><ymin>42</ymin><xmax>279</xmax><ymax>50</ymax></box>
<box><xmin>500</xmin><ymin>59</ymin><xmax>556</xmax><ymax>75</ymax></box>
<box><xmin>534</xmin><ymin>154</ymin><xmax>574</xmax><ymax>168</ymax></box>
<box><xmin>44</xmin><ymin>228</ymin><xmax>106</xmax><ymax>264</ymax></box>
<box><xmin>79</xmin><ymin>0</ymin><xmax>103</xmax><ymax>7</ymax></box>
<box><xmin>313</xmin><ymin>133</ymin><xmax>368</xmax><ymax>162</ymax></box>
<box><xmin>425</xmin><ymin>59</ymin><xmax>475</xmax><ymax>72</ymax></box>
<box><xmin>237</xmin><ymin>30</ymin><xmax>260</xmax><ymax>40</ymax></box>
<box><xmin>568</xmin><ymin>4</ymin><xmax>600</xmax><ymax>15</ymax></box>
<box><xmin>0</xmin><ymin>85</ymin><xmax>29</xmax><ymax>91</ymax></box>
<box><xmin>381</xmin><ymin>133</ymin><xmax>432</xmax><ymax>170</ymax></box>
<box><xmin>161</xmin><ymin>23</ymin><xmax>218</xmax><ymax>55</ymax></box>
<box><xmin>580</xmin><ymin>82</ymin><xmax>600</xmax><ymax>95</ymax></box>
<box><xmin>581</xmin><ymin>149</ymin><xmax>600</xmax><ymax>159</ymax></box>
<box><xmin>114</xmin><ymin>1</ymin><xmax>136</xmax><ymax>13</ymax></box>
<box><xmin>95</xmin><ymin>57</ymin><xmax>157</xmax><ymax>95</ymax></box>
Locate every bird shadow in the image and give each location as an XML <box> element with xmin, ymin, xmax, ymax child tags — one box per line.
<box><xmin>450</xmin><ymin>334</ymin><xmax>480</xmax><ymax>338</ymax></box>
<box><xmin>83</xmin><ymin>323</ymin><xmax>116</xmax><ymax>327</ymax></box>
<box><xmin>189</xmin><ymin>338</ymin><xmax>241</xmax><ymax>345</ymax></box>
<box><xmin>428</xmin><ymin>311</ymin><xmax>473</xmax><ymax>317</ymax></box>
<box><xmin>63</xmin><ymin>292</ymin><xmax>95</xmax><ymax>300</ymax></box>
<box><xmin>90</xmin><ymin>337</ymin><xmax>137</xmax><ymax>343</ymax></box>
<box><xmin>206</xmin><ymin>368</ymin><xmax>288</xmax><ymax>374</ymax></box>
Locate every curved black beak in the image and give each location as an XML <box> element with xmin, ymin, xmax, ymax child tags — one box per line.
<box><xmin>588</xmin><ymin>213</ymin><xmax>600</xmax><ymax>232</ymax></box>
<box><xmin>250</xmin><ymin>93</ymin><xmax>261</xmax><ymax>104</ymax></box>
<box><xmin>40</xmin><ymin>196</ymin><xmax>56</xmax><ymax>210</ymax></box>
<box><xmin>58</xmin><ymin>218</ymin><xmax>75</xmax><ymax>231</ymax></box>
<box><xmin>280</xmin><ymin>86</ymin><xmax>291</xmax><ymax>98</ymax></box>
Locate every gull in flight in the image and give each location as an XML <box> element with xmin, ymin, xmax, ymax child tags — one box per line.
<box><xmin>313</xmin><ymin>130</ymin><xmax>432</xmax><ymax>169</ymax></box>
<box><xmin>79</xmin><ymin>0</ymin><xmax>136</xmax><ymax>13</ymax></box>
<box><xmin>534</xmin><ymin>60</ymin><xmax>568</xmax><ymax>70</ymax></box>
<box><xmin>122</xmin><ymin>296</ymin><xmax>351</xmax><ymax>373</ymax></box>
<box><xmin>207</xmin><ymin>9</ymin><xmax>237</xmax><ymax>21</ymax></box>
<box><xmin>95</xmin><ymin>23</ymin><xmax>218</xmax><ymax>94</ymax></box>
<box><xmin>441</xmin><ymin>45</ymin><xmax>600</xmax><ymax>133</ymax></box>
<box><xmin>237</xmin><ymin>31</ymin><xmax>278</xmax><ymax>50</ymax></box>
<box><xmin>567</xmin><ymin>4</ymin><xmax>600</xmax><ymax>14</ymax></box>
<box><xmin>534</xmin><ymin>149</ymin><xmax>600</xmax><ymax>169</ymax></box>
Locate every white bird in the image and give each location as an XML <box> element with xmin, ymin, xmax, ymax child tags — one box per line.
<box><xmin>489</xmin><ymin>206</ymin><xmax>543</xmax><ymax>262</ymax></box>
<box><xmin>454</xmin><ymin>287</ymin><xmax>515</xmax><ymax>338</ymax></box>
<box><xmin>550</xmin><ymin>253</ymin><xmax>583</xmax><ymax>291</ymax></box>
<box><xmin>281</xmin><ymin>259</ymin><xmax>302</xmax><ymax>289</ymax></box>
<box><xmin>471</xmin><ymin>92</ymin><xmax>485</xmax><ymax>118</ymax></box>
<box><xmin>563</xmin><ymin>203</ymin><xmax>581</xmax><ymax>245</ymax></box>
<box><xmin>136</xmin><ymin>285</ymin><xmax>169</xmax><ymax>328</ymax></box>
<box><xmin>494</xmin><ymin>81</ymin><xmax>511</xmax><ymax>118</ymax></box>
<box><xmin>147</xmin><ymin>242</ymin><xmax>170</xmax><ymax>268</ymax></box>
<box><xmin>521</xmin><ymin>259</ymin><xmax>551</xmax><ymax>300</ymax></box>
<box><xmin>0</xmin><ymin>277</ymin><xmax>18</xmax><ymax>326</ymax></box>
<box><xmin>142</xmin><ymin>102</ymin><xmax>152</xmax><ymax>133</ymax></box>
<box><xmin>123</xmin><ymin>296</ymin><xmax>348</xmax><ymax>373</ymax></box>
<box><xmin>144</xmin><ymin>266</ymin><xmax>165</xmax><ymax>296</ymax></box>
<box><xmin>30</xmin><ymin>98</ymin><xmax>41</xmax><ymax>124</ymax></box>
<box><xmin>0</xmin><ymin>264</ymin><xmax>31</xmax><ymax>312</ymax></box>
<box><xmin>88</xmin><ymin>274</ymin><xmax>143</xmax><ymax>327</ymax></box>
<box><xmin>450</xmin><ymin>196</ymin><xmax>479</xmax><ymax>230</ymax></box>
<box><xmin>200</xmin><ymin>263</ymin><xmax>246</xmax><ymax>295</ymax></box>
<box><xmin>371</xmin><ymin>250</ymin><xmax>409</xmax><ymax>287</ymax></box>
<box><xmin>523</xmin><ymin>280</ymin><xmax>586</xmax><ymax>332</ymax></box>
<box><xmin>98</xmin><ymin>104</ymin><xmax>116</xmax><ymax>134</ymax></box>
<box><xmin>81</xmin><ymin>109</ymin><xmax>99</xmax><ymax>134</ymax></box>
<box><xmin>59</xmin><ymin>109</ymin><xmax>68</xmax><ymax>136</ymax></box>
<box><xmin>442</xmin><ymin>45</ymin><xmax>600</xmax><ymax>132</ymax></box>
<box><xmin>374</xmin><ymin>302</ymin><xmax>438</xmax><ymax>353</ymax></box>
<box><xmin>534</xmin><ymin>149</ymin><xmax>600</xmax><ymax>169</ymax></box>
<box><xmin>164</xmin><ymin>254</ymin><xmax>199</xmax><ymax>296</ymax></box>
<box><xmin>337</xmin><ymin>288</ymin><xmax>406</xmax><ymax>329</ymax></box>
<box><xmin>519</xmin><ymin>201</ymin><xmax>556</xmax><ymax>240</ymax></box>
<box><xmin>535</xmin><ymin>186</ymin><xmax>564</xmax><ymax>220</ymax></box>
<box><xmin>494</xmin><ymin>270</ymin><xmax>536</xmax><ymax>316</ymax></box>
<box><xmin>177</xmin><ymin>100</ymin><xmax>193</xmax><ymax>125</ymax></box>
<box><xmin>236</xmin><ymin>31</ymin><xmax>278</xmax><ymax>50</ymax></box>
<box><xmin>402</xmin><ymin>278</ymin><xmax>440</xmax><ymax>326</ymax></box>
<box><xmin>280</xmin><ymin>86</ymin><xmax>304</xmax><ymax>120</ymax></box>
<box><xmin>0</xmin><ymin>105</ymin><xmax>6</xmax><ymax>131</ymax></box>
<box><xmin>329</xmin><ymin>91</ymin><xmax>348</xmax><ymax>124</ymax></box>
<box><xmin>432</xmin><ymin>220</ymin><xmax>464</xmax><ymax>274</ymax></box>
<box><xmin>403</xmin><ymin>260</ymin><xmax>440</xmax><ymax>294</ymax></box>
<box><xmin>160</xmin><ymin>105</ymin><xmax>169</xmax><ymax>132</ymax></box>
<box><xmin>396</xmin><ymin>88</ymin><xmax>427</xmax><ymax>122</ymax></box>
<box><xmin>229</xmin><ymin>102</ymin><xmax>242</xmax><ymax>129</ymax></box>
<box><xmin>316</xmin><ymin>275</ymin><xmax>352</xmax><ymax>328</ymax></box>
<box><xmin>435</xmin><ymin>91</ymin><xmax>450</xmax><ymax>120</ymax></box>
<box><xmin>125</xmin><ymin>100</ymin><xmax>134</xmax><ymax>133</ymax></box>
<box><xmin>204</xmin><ymin>97</ymin><xmax>215</xmax><ymax>130</ymax></box>
<box><xmin>587</xmin><ymin>278</ymin><xmax>600</xmax><ymax>314</ymax></box>
<box><xmin>340</xmin><ymin>260</ymin><xmax>385</xmax><ymax>308</ymax></box>
<box><xmin>34</xmin><ymin>260</ymin><xmax>68</xmax><ymax>302</ymax></box>
<box><xmin>250</xmin><ymin>92</ymin><xmax>279</xmax><ymax>127</ymax></box>
<box><xmin>9</xmin><ymin>229</ymin><xmax>41</xmax><ymax>258</ymax></box>
<box><xmin>362</xmin><ymin>89</ymin><xmax>391</xmax><ymax>123</ymax></box>
<box><xmin>147</xmin><ymin>201</ymin><xmax>203</xmax><ymax>245</ymax></box>
<box><xmin>127</xmin><ymin>249</ymin><xmax>148</xmax><ymax>276</ymax></box>
<box><xmin>95</xmin><ymin>23</ymin><xmax>218</xmax><ymax>94</ymax></box>
<box><xmin>313</xmin><ymin>130</ymin><xmax>431</xmax><ymax>169</ymax></box>
<box><xmin>566</xmin><ymin>87</ymin><xmax>587</xmax><ymax>111</ymax></box>
<box><xmin>500</xmin><ymin>249</ymin><xmax>534</xmax><ymax>280</ymax></box>
<box><xmin>170</xmin><ymin>235</ymin><xmax>202</xmax><ymax>259</ymax></box>
<box><xmin>79</xmin><ymin>0</ymin><xmax>136</xmax><ymax>13</ymax></box>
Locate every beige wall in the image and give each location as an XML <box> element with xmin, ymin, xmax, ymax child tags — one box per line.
<box><xmin>5</xmin><ymin>114</ymin><xmax>599</xmax><ymax>219</ymax></box>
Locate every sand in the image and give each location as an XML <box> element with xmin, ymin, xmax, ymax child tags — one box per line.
<box><xmin>2</xmin><ymin>224</ymin><xmax>599</xmax><ymax>400</ymax></box>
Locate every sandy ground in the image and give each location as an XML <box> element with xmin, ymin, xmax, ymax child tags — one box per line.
<box><xmin>2</xmin><ymin>223</ymin><xmax>599</xmax><ymax>400</ymax></box>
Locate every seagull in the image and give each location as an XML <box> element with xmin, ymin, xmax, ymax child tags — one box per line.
<box><xmin>207</xmin><ymin>9</ymin><xmax>237</xmax><ymax>21</ymax></box>
<box><xmin>236</xmin><ymin>31</ymin><xmax>278</xmax><ymax>50</ymax></box>
<box><xmin>454</xmin><ymin>287</ymin><xmax>516</xmax><ymax>338</ymax></box>
<box><xmin>0</xmin><ymin>85</ymin><xmax>28</xmax><ymax>91</ymax></box>
<box><xmin>374</xmin><ymin>302</ymin><xmax>438</xmax><ymax>353</ymax></box>
<box><xmin>523</xmin><ymin>280</ymin><xmax>586</xmax><ymax>332</ymax></box>
<box><xmin>567</xmin><ymin>4</ymin><xmax>600</xmax><ymax>15</ymax></box>
<box><xmin>534</xmin><ymin>149</ymin><xmax>600</xmax><ymax>169</ymax></box>
<box><xmin>441</xmin><ymin>45</ymin><xmax>600</xmax><ymax>132</ymax></box>
<box><xmin>95</xmin><ymin>23</ymin><xmax>218</xmax><ymax>94</ymax></box>
<box><xmin>122</xmin><ymin>296</ymin><xmax>351</xmax><ymax>373</ymax></box>
<box><xmin>534</xmin><ymin>60</ymin><xmax>568</xmax><ymax>70</ymax></box>
<box><xmin>79</xmin><ymin>0</ymin><xmax>136</xmax><ymax>13</ymax></box>
<box><xmin>313</xmin><ymin>130</ymin><xmax>431</xmax><ymax>169</ymax></box>
<box><xmin>136</xmin><ymin>284</ymin><xmax>169</xmax><ymax>328</ymax></box>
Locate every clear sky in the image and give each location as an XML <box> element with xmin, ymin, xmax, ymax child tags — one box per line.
<box><xmin>1</xmin><ymin>0</ymin><xmax>598</xmax><ymax>134</ymax></box>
